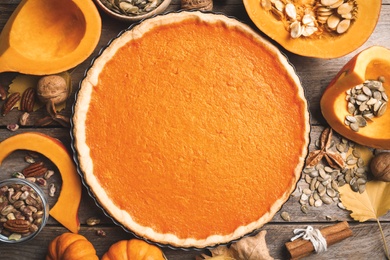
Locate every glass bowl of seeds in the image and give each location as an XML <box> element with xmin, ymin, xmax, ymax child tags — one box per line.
<box><xmin>94</xmin><ymin>0</ymin><xmax>172</xmax><ymax>22</ymax></box>
<box><xmin>0</xmin><ymin>178</ymin><xmax>49</xmax><ymax>243</ymax></box>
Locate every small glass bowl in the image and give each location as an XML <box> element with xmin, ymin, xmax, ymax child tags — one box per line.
<box><xmin>94</xmin><ymin>0</ymin><xmax>172</xmax><ymax>22</ymax></box>
<box><xmin>0</xmin><ymin>178</ymin><xmax>49</xmax><ymax>243</ymax></box>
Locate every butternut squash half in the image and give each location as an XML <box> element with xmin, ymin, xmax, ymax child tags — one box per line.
<box><xmin>321</xmin><ymin>46</ymin><xmax>390</xmax><ymax>149</ymax></box>
<box><xmin>243</xmin><ymin>0</ymin><xmax>381</xmax><ymax>58</ymax></box>
<box><xmin>0</xmin><ymin>132</ymin><xmax>81</xmax><ymax>233</ymax></box>
<box><xmin>0</xmin><ymin>0</ymin><xmax>101</xmax><ymax>75</ymax></box>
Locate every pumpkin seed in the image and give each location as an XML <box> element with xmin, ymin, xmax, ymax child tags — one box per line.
<box><xmin>321</xmin><ymin>0</ymin><xmax>340</xmax><ymax>6</ymax></box>
<box><xmin>337</xmin><ymin>202</ymin><xmax>346</xmax><ymax>209</ymax></box>
<box><xmin>355</xmin><ymin>115</ymin><xmax>367</xmax><ymax>127</ymax></box>
<box><xmin>327</xmin><ymin>14</ymin><xmax>340</xmax><ymax>30</ymax></box>
<box><xmin>377</xmin><ymin>102</ymin><xmax>387</xmax><ymax>116</ymax></box>
<box><xmin>281</xmin><ymin>211</ymin><xmax>291</xmax><ymax>221</ymax></box>
<box><xmin>309</xmin><ymin>170</ymin><xmax>319</xmax><ymax>178</ymax></box>
<box><xmin>321</xmin><ymin>195</ymin><xmax>333</xmax><ymax>205</ymax></box>
<box><xmin>329</xmin><ymin>0</ymin><xmax>344</xmax><ymax>8</ymax></box>
<box><xmin>285</xmin><ymin>3</ymin><xmax>297</xmax><ymax>20</ymax></box>
<box><xmin>290</xmin><ymin>21</ymin><xmax>303</xmax><ymax>38</ymax></box>
<box><xmin>336</xmin><ymin>19</ymin><xmax>350</xmax><ymax>34</ymax></box>
<box><xmin>309</xmin><ymin>195</ymin><xmax>315</xmax><ymax>206</ymax></box>
<box><xmin>349</xmin><ymin>122</ymin><xmax>359</xmax><ymax>132</ymax></box>
<box><xmin>358</xmin><ymin>184</ymin><xmax>366</xmax><ymax>194</ymax></box>
<box><xmin>357</xmin><ymin>157</ymin><xmax>365</xmax><ymax>167</ymax></box>
<box><xmin>261</xmin><ymin>0</ymin><xmax>272</xmax><ymax>10</ymax></box>
<box><xmin>314</xmin><ymin>199</ymin><xmax>323</xmax><ymax>207</ymax></box>
<box><xmin>100</xmin><ymin>0</ymin><xmax>163</xmax><ymax>16</ymax></box>
<box><xmin>337</xmin><ymin>2</ymin><xmax>353</xmax><ymax>15</ymax></box>
<box><xmin>327</xmin><ymin>187</ymin><xmax>337</xmax><ymax>197</ymax></box>
<box><xmin>301</xmin><ymin>193</ymin><xmax>309</xmax><ymax>201</ymax></box>
<box><xmin>274</xmin><ymin>0</ymin><xmax>284</xmax><ymax>11</ymax></box>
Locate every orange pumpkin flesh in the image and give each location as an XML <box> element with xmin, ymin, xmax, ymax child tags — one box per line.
<box><xmin>243</xmin><ymin>0</ymin><xmax>381</xmax><ymax>58</ymax></box>
<box><xmin>0</xmin><ymin>132</ymin><xmax>81</xmax><ymax>233</ymax></box>
<box><xmin>0</xmin><ymin>0</ymin><xmax>101</xmax><ymax>75</ymax></box>
<box><xmin>321</xmin><ymin>46</ymin><xmax>390</xmax><ymax>149</ymax></box>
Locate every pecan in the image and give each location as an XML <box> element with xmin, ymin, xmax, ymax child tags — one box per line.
<box><xmin>34</xmin><ymin>116</ymin><xmax>54</xmax><ymax>127</ymax></box>
<box><xmin>19</xmin><ymin>112</ymin><xmax>30</xmax><ymax>126</ymax></box>
<box><xmin>4</xmin><ymin>219</ymin><xmax>31</xmax><ymax>234</ymax></box>
<box><xmin>1</xmin><ymin>92</ymin><xmax>20</xmax><ymax>116</ymax></box>
<box><xmin>20</xmin><ymin>87</ymin><xmax>36</xmax><ymax>112</ymax></box>
<box><xmin>6</xmin><ymin>123</ymin><xmax>19</xmax><ymax>132</ymax></box>
<box><xmin>22</xmin><ymin>162</ymin><xmax>48</xmax><ymax>177</ymax></box>
<box><xmin>0</xmin><ymin>83</ymin><xmax>7</xmax><ymax>100</ymax></box>
<box><xmin>53</xmin><ymin>114</ymin><xmax>70</xmax><ymax>127</ymax></box>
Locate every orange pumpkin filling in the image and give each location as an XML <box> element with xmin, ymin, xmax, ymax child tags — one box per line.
<box><xmin>75</xmin><ymin>12</ymin><xmax>309</xmax><ymax>247</ymax></box>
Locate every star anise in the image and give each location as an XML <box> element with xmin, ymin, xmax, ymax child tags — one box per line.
<box><xmin>306</xmin><ymin>127</ymin><xmax>345</xmax><ymax>169</ymax></box>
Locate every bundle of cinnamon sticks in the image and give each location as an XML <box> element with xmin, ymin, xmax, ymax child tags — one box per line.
<box><xmin>285</xmin><ymin>221</ymin><xmax>353</xmax><ymax>259</ymax></box>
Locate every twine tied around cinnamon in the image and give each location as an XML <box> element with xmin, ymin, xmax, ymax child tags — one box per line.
<box><xmin>285</xmin><ymin>221</ymin><xmax>353</xmax><ymax>259</ymax></box>
<box><xmin>291</xmin><ymin>226</ymin><xmax>327</xmax><ymax>253</ymax></box>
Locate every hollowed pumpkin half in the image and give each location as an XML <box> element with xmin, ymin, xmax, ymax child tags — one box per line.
<box><xmin>243</xmin><ymin>0</ymin><xmax>381</xmax><ymax>58</ymax></box>
<box><xmin>321</xmin><ymin>46</ymin><xmax>390</xmax><ymax>149</ymax></box>
<box><xmin>0</xmin><ymin>0</ymin><xmax>101</xmax><ymax>75</ymax></box>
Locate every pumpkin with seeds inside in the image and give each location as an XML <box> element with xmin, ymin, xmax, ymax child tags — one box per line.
<box><xmin>321</xmin><ymin>46</ymin><xmax>390</xmax><ymax>149</ymax></box>
<box><xmin>244</xmin><ymin>0</ymin><xmax>381</xmax><ymax>58</ymax></box>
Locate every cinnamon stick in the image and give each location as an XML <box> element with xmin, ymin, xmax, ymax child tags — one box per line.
<box><xmin>285</xmin><ymin>221</ymin><xmax>353</xmax><ymax>260</ymax></box>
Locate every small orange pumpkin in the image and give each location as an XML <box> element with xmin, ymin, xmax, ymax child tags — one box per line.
<box><xmin>102</xmin><ymin>239</ymin><xmax>166</xmax><ymax>260</ymax></box>
<box><xmin>46</xmin><ymin>233</ymin><xmax>98</xmax><ymax>260</ymax></box>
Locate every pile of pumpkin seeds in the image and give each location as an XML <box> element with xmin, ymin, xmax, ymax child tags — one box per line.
<box><xmin>261</xmin><ymin>0</ymin><xmax>357</xmax><ymax>39</ymax></box>
<box><xmin>100</xmin><ymin>0</ymin><xmax>163</xmax><ymax>16</ymax></box>
<box><xmin>299</xmin><ymin>137</ymin><xmax>369</xmax><ymax>213</ymax></box>
<box><xmin>345</xmin><ymin>77</ymin><xmax>388</xmax><ymax>132</ymax></box>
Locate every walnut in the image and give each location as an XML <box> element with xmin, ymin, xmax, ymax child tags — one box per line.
<box><xmin>36</xmin><ymin>75</ymin><xmax>69</xmax><ymax>105</ymax></box>
<box><xmin>36</xmin><ymin>75</ymin><xmax>71</xmax><ymax>127</ymax></box>
<box><xmin>370</xmin><ymin>152</ymin><xmax>390</xmax><ymax>182</ymax></box>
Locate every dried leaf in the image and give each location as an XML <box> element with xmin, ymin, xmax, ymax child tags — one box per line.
<box><xmin>230</xmin><ymin>230</ymin><xmax>274</xmax><ymax>260</ymax></box>
<box><xmin>339</xmin><ymin>181</ymin><xmax>390</xmax><ymax>222</ymax></box>
<box><xmin>9</xmin><ymin>72</ymin><xmax>71</xmax><ymax>112</ymax></box>
<box><xmin>201</xmin><ymin>230</ymin><xmax>274</xmax><ymax>260</ymax></box>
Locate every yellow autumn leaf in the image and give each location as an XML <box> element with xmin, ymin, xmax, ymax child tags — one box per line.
<box><xmin>339</xmin><ymin>181</ymin><xmax>390</xmax><ymax>222</ymax></box>
<box><xmin>8</xmin><ymin>72</ymin><xmax>71</xmax><ymax>112</ymax></box>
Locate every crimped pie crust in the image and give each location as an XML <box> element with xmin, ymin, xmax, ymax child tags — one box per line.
<box><xmin>73</xmin><ymin>11</ymin><xmax>310</xmax><ymax>248</ymax></box>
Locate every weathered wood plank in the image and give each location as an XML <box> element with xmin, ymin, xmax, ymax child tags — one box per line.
<box><xmin>0</xmin><ymin>222</ymin><xmax>389</xmax><ymax>259</ymax></box>
<box><xmin>1</xmin><ymin>1</ymin><xmax>390</xmax><ymax>260</ymax></box>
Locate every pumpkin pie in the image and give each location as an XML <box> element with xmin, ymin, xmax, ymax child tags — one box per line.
<box><xmin>72</xmin><ymin>11</ymin><xmax>310</xmax><ymax>248</ymax></box>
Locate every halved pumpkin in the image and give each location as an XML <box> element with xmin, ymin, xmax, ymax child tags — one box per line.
<box><xmin>0</xmin><ymin>132</ymin><xmax>81</xmax><ymax>233</ymax></box>
<box><xmin>321</xmin><ymin>46</ymin><xmax>390</xmax><ymax>149</ymax></box>
<box><xmin>243</xmin><ymin>0</ymin><xmax>381</xmax><ymax>58</ymax></box>
<box><xmin>0</xmin><ymin>0</ymin><xmax>101</xmax><ymax>75</ymax></box>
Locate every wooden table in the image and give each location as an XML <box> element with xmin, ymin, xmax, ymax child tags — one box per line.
<box><xmin>1</xmin><ymin>1</ymin><xmax>389</xmax><ymax>259</ymax></box>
